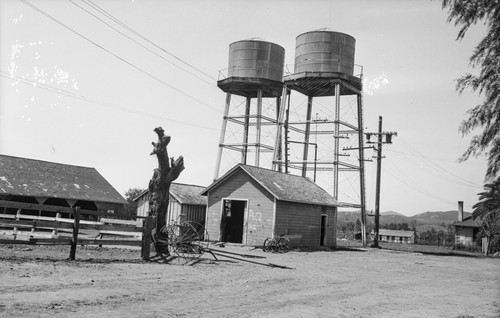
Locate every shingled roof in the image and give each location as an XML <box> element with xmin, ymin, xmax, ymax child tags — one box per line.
<box><xmin>0</xmin><ymin>155</ymin><xmax>126</xmax><ymax>204</ymax></box>
<box><xmin>452</xmin><ymin>216</ymin><xmax>480</xmax><ymax>228</ymax></box>
<box><xmin>170</xmin><ymin>183</ymin><xmax>207</xmax><ymax>205</ymax></box>
<box><xmin>133</xmin><ymin>183</ymin><xmax>207</xmax><ymax>205</ymax></box>
<box><xmin>202</xmin><ymin>164</ymin><xmax>339</xmax><ymax>207</ymax></box>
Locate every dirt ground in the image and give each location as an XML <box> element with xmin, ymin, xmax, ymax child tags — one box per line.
<box><xmin>0</xmin><ymin>244</ymin><xmax>499</xmax><ymax>318</ymax></box>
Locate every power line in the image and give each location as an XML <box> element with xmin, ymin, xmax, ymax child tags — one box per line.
<box><xmin>0</xmin><ymin>70</ymin><xmax>220</xmax><ymax>132</ymax></box>
<box><xmin>68</xmin><ymin>0</ymin><xmax>215</xmax><ymax>87</ymax></box>
<box><xmin>82</xmin><ymin>0</ymin><xmax>217</xmax><ymax>82</ymax></box>
<box><xmin>384</xmin><ymin>163</ymin><xmax>458</xmax><ymax>206</ymax></box>
<box><xmin>19</xmin><ymin>0</ymin><xmax>221</xmax><ymax>114</ymax></box>
<box><xmin>398</xmin><ymin>136</ymin><xmax>482</xmax><ymax>188</ymax></box>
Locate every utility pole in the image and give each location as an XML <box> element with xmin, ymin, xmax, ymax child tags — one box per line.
<box><xmin>366</xmin><ymin>116</ymin><xmax>397</xmax><ymax>248</ymax></box>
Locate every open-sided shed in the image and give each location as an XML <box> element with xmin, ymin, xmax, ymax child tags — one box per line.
<box><xmin>202</xmin><ymin>164</ymin><xmax>339</xmax><ymax>248</ymax></box>
<box><xmin>0</xmin><ymin>154</ymin><xmax>126</xmax><ymax>219</ymax></box>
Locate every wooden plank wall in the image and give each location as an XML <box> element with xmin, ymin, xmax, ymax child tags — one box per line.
<box><xmin>275</xmin><ymin>201</ymin><xmax>336</xmax><ymax>248</ymax></box>
<box><xmin>205</xmin><ymin>170</ymin><xmax>274</xmax><ymax>246</ymax></box>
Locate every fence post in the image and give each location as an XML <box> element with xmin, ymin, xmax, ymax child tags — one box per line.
<box><xmin>142</xmin><ymin>216</ymin><xmax>153</xmax><ymax>260</ymax></box>
<box><xmin>69</xmin><ymin>206</ymin><xmax>80</xmax><ymax>260</ymax></box>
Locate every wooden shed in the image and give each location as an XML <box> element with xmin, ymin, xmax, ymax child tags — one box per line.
<box><xmin>202</xmin><ymin>164</ymin><xmax>340</xmax><ymax>248</ymax></box>
<box><xmin>452</xmin><ymin>216</ymin><xmax>480</xmax><ymax>248</ymax></box>
<box><xmin>135</xmin><ymin>183</ymin><xmax>207</xmax><ymax>227</ymax></box>
<box><xmin>0</xmin><ymin>154</ymin><xmax>126</xmax><ymax>220</ymax></box>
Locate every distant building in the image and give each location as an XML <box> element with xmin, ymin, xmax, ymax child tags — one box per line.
<box><xmin>202</xmin><ymin>164</ymin><xmax>339</xmax><ymax>248</ymax></box>
<box><xmin>0</xmin><ymin>154</ymin><xmax>126</xmax><ymax>219</ymax></box>
<box><xmin>134</xmin><ymin>183</ymin><xmax>207</xmax><ymax>228</ymax></box>
<box><xmin>452</xmin><ymin>201</ymin><xmax>480</xmax><ymax>248</ymax></box>
<box><xmin>374</xmin><ymin>229</ymin><xmax>417</xmax><ymax>244</ymax></box>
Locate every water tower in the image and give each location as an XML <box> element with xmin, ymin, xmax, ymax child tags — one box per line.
<box><xmin>272</xmin><ymin>30</ymin><xmax>368</xmax><ymax>242</ymax></box>
<box><xmin>214</xmin><ymin>39</ymin><xmax>285</xmax><ymax>179</ymax></box>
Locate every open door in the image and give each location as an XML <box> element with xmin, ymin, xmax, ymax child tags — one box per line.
<box><xmin>320</xmin><ymin>214</ymin><xmax>328</xmax><ymax>246</ymax></box>
<box><xmin>221</xmin><ymin>199</ymin><xmax>246</xmax><ymax>243</ymax></box>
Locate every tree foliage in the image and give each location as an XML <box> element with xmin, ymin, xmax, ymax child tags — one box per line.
<box><xmin>123</xmin><ymin>187</ymin><xmax>146</xmax><ymax>216</ymax></box>
<box><xmin>472</xmin><ymin>178</ymin><xmax>500</xmax><ymax>254</ymax></box>
<box><xmin>381</xmin><ymin>222</ymin><xmax>410</xmax><ymax>231</ymax></box>
<box><xmin>442</xmin><ymin>0</ymin><xmax>500</xmax><ymax>180</ymax></box>
<box><xmin>124</xmin><ymin>188</ymin><xmax>146</xmax><ymax>203</ymax></box>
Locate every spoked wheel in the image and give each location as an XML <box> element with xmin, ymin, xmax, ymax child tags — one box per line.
<box><xmin>263</xmin><ymin>238</ymin><xmax>277</xmax><ymax>253</ymax></box>
<box><xmin>153</xmin><ymin>226</ymin><xmax>170</xmax><ymax>256</ymax></box>
<box><xmin>165</xmin><ymin>221</ymin><xmax>209</xmax><ymax>265</ymax></box>
<box><xmin>277</xmin><ymin>237</ymin><xmax>290</xmax><ymax>253</ymax></box>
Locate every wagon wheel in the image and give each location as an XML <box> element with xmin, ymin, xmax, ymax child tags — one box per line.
<box><xmin>263</xmin><ymin>238</ymin><xmax>277</xmax><ymax>253</ymax></box>
<box><xmin>153</xmin><ymin>225</ymin><xmax>171</xmax><ymax>257</ymax></box>
<box><xmin>165</xmin><ymin>221</ymin><xmax>209</xmax><ymax>264</ymax></box>
<box><xmin>277</xmin><ymin>237</ymin><xmax>290</xmax><ymax>253</ymax></box>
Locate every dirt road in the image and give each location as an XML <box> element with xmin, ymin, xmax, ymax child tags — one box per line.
<box><xmin>0</xmin><ymin>244</ymin><xmax>499</xmax><ymax>317</ymax></box>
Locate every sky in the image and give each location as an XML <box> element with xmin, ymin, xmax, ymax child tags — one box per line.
<box><xmin>0</xmin><ymin>0</ymin><xmax>489</xmax><ymax>216</ymax></box>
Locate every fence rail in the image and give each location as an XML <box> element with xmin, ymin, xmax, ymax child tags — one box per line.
<box><xmin>0</xmin><ymin>201</ymin><xmax>154</xmax><ymax>260</ymax></box>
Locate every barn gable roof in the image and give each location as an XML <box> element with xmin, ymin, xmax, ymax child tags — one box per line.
<box><xmin>202</xmin><ymin>164</ymin><xmax>339</xmax><ymax>207</ymax></box>
<box><xmin>0</xmin><ymin>154</ymin><xmax>126</xmax><ymax>204</ymax></box>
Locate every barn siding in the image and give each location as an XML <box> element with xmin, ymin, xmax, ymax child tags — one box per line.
<box><xmin>136</xmin><ymin>191</ymin><xmax>206</xmax><ymax>228</ymax></box>
<box><xmin>205</xmin><ymin>170</ymin><xmax>275</xmax><ymax>246</ymax></box>
<box><xmin>275</xmin><ymin>201</ymin><xmax>337</xmax><ymax>248</ymax></box>
<box><xmin>181</xmin><ymin>204</ymin><xmax>206</xmax><ymax>225</ymax></box>
<box><xmin>167</xmin><ymin>196</ymin><xmax>182</xmax><ymax>225</ymax></box>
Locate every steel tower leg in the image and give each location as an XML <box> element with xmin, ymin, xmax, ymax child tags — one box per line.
<box><xmin>213</xmin><ymin>93</ymin><xmax>231</xmax><ymax>181</ymax></box>
<box><xmin>255</xmin><ymin>89</ymin><xmax>263</xmax><ymax>167</ymax></box>
<box><xmin>302</xmin><ymin>96</ymin><xmax>313</xmax><ymax>177</ymax></box>
<box><xmin>273</xmin><ymin>86</ymin><xmax>288</xmax><ymax>172</ymax></box>
<box><xmin>357</xmin><ymin>92</ymin><xmax>367</xmax><ymax>247</ymax></box>
<box><xmin>333</xmin><ymin>84</ymin><xmax>340</xmax><ymax>200</ymax></box>
<box><xmin>242</xmin><ymin>97</ymin><xmax>251</xmax><ymax>164</ymax></box>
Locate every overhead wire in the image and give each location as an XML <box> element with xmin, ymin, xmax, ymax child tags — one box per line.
<box><xmin>0</xmin><ymin>70</ymin><xmax>220</xmax><ymax>132</ymax></box>
<box><xmin>385</xmin><ymin>156</ymin><xmax>467</xmax><ymax>207</ymax></box>
<box><xmin>397</xmin><ymin>136</ymin><xmax>482</xmax><ymax>188</ymax></box>
<box><xmin>385</xmin><ymin>166</ymin><xmax>456</xmax><ymax>206</ymax></box>
<box><xmin>19</xmin><ymin>0</ymin><xmax>221</xmax><ymax>114</ymax></box>
<box><xmin>83</xmin><ymin>0</ymin><xmax>217</xmax><ymax>83</ymax></box>
<box><xmin>68</xmin><ymin>0</ymin><xmax>215</xmax><ymax>87</ymax></box>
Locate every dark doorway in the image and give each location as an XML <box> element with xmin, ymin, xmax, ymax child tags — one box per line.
<box><xmin>221</xmin><ymin>199</ymin><xmax>246</xmax><ymax>243</ymax></box>
<box><xmin>320</xmin><ymin>214</ymin><xmax>327</xmax><ymax>246</ymax></box>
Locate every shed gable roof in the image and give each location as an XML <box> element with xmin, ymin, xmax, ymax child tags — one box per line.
<box><xmin>202</xmin><ymin>164</ymin><xmax>339</xmax><ymax>207</ymax></box>
<box><xmin>133</xmin><ymin>183</ymin><xmax>207</xmax><ymax>206</ymax></box>
<box><xmin>452</xmin><ymin>216</ymin><xmax>480</xmax><ymax>228</ymax></box>
<box><xmin>170</xmin><ymin>183</ymin><xmax>207</xmax><ymax>205</ymax></box>
<box><xmin>0</xmin><ymin>155</ymin><xmax>126</xmax><ymax>204</ymax></box>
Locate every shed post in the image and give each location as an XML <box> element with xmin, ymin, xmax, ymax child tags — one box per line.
<box><xmin>69</xmin><ymin>206</ymin><xmax>80</xmax><ymax>260</ymax></box>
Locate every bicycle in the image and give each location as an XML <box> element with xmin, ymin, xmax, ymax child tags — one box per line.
<box><xmin>263</xmin><ymin>233</ymin><xmax>290</xmax><ymax>253</ymax></box>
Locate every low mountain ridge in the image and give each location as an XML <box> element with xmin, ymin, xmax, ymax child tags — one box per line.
<box><xmin>338</xmin><ymin>210</ymin><xmax>472</xmax><ymax>230</ymax></box>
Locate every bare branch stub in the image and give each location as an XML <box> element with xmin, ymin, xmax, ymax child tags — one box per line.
<box><xmin>148</xmin><ymin>127</ymin><xmax>185</xmax><ymax>253</ymax></box>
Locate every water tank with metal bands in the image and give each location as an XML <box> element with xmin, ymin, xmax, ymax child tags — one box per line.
<box><xmin>294</xmin><ymin>31</ymin><xmax>355</xmax><ymax>76</ymax></box>
<box><xmin>227</xmin><ymin>40</ymin><xmax>285</xmax><ymax>82</ymax></box>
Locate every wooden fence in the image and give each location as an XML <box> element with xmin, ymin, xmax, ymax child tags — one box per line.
<box><xmin>0</xmin><ymin>200</ymin><xmax>154</xmax><ymax>260</ymax></box>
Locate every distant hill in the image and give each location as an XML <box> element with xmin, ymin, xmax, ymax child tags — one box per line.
<box><xmin>337</xmin><ymin>210</ymin><xmax>472</xmax><ymax>232</ymax></box>
<box><xmin>381</xmin><ymin>211</ymin><xmax>406</xmax><ymax>216</ymax></box>
<box><xmin>412</xmin><ymin>210</ymin><xmax>471</xmax><ymax>223</ymax></box>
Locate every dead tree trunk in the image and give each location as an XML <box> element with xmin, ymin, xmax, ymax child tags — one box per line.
<box><xmin>148</xmin><ymin>127</ymin><xmax>184</xmax><ymax>254</ymax></box>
